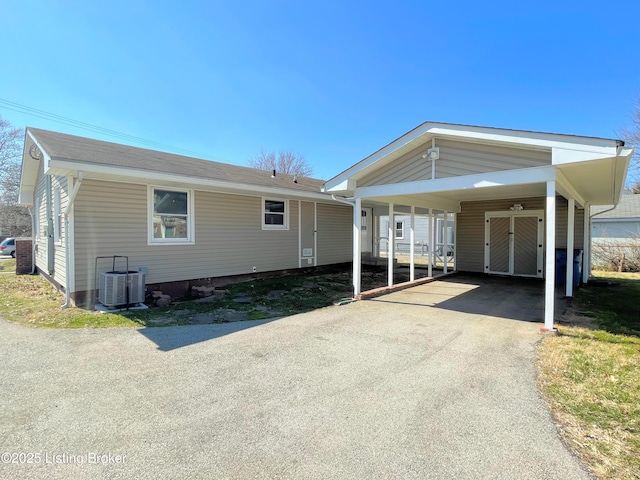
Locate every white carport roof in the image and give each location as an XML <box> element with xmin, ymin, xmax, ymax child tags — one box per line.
<box><xmin>323</xmin><ymin>122</ymin><xmax>633</xmax><ymax>211</ymax></box>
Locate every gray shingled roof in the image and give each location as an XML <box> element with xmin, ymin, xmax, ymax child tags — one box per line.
<box><xmin>28</xmin><ymin>128</ymin><xmax>326</xmax><ymax>194</ymax></box>
<box><xmin>591</xmin><ymin>194</ymin><xmax>640</xmax><ymax>219</ymax></box>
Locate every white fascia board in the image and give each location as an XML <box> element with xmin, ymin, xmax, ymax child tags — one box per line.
<box><xmin>26</xmin><ymin>130</ymin><xmax>53</xmax><ymax>172</ymax></box>
<box><xmin>322</xmin><ymin>178</ymin><xmax>356</xmax><ymax>193</ymax></box>
<box><xmin>615</xmin><ymin>156</ymin><xmax>631</xmax><ymax>204</ymax></box>
<box><xmin>324</xmin><ymin>125</ymin><xmax>435</xmax><ymax>190</ymax></box>
<box><xmin>428</xmin><ymin>125</ymin><xmax>619</xmax><ymax>152</ymax></box>
<box><xmin>552</xmin><ymin>147</ymin><xmax>616</xmax><ymax>165</ymax></box>
<box><xmin>19</xmin><ymin>130</ymin><xmax>53</xmax><ymax>206</ymax></box>
<box><xmin>555</xmin><ymin>170</ymin><xmax>585</xmax><ymax>207</ymax></box>
<box><xmin>48</xmin><ymin>159</ymin><xmax>334</xmax><ymax>203</ymax></box>
<box><xmin>355</xmin><ymin>165</ymin><xmax>556</xmax><ymax>199</ymax></box>
<box><xmin>378</xmin><ymin>194</ymin><xmax>461</xmax><ymax>213</ymax></box>
<box><xmin>325</xmin><ymin>123</ymin><xmax>620</xmax><ymax>192</ymax></box>
<box><xmin>18</xmin><ymin>192</ymin><xmax>34</xmax><ymax>205</ymax></box>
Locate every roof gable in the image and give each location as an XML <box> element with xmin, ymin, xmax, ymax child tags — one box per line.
<box><xmin>324</xmin><ymin>121</ymin><xmax>624</xmax><ymax>193</ymax></box>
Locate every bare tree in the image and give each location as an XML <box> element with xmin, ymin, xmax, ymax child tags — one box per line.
<box><xmin>0</xmin><ymin>116</ymin><xmax>30</xmax><ymax>236</ymax></box>
<box><xmin>620</xmin><ymin>98</ymin><xmax>640</xmax><ymax>192</ymax></box>
<box><xmin>248</xmin><ymin>149</ymin><xmax>313</xmax><ymax>177</ymax></box>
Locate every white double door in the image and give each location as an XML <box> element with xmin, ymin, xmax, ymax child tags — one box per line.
<box><xmin>484</xmin><ymin>210</ymin><xmax>544</xmax><ymax>278</ymax></box>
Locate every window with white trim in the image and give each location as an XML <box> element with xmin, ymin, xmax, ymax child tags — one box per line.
<box><xmin>395</xmin><ymin>221</ymin><xmax>404</xmax><ymax>239</ymax></box>
<box><xmin>149</xmin><ymin>187</ymin><xmax>194</xmax><ymax>244</ymax></box>
<box><xmin>53</xmin><ymin>186</ymin><xmax>62</xmax><ymax>244</ymax></box>
<box><xmin>262</xmin><ymin>198</ymin><xmax>288</xmax><ymax>230</ymax></box>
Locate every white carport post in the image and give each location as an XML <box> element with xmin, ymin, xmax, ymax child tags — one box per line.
<box><xmin>388</xmin><ymin>202</ymin><xmax>394</xmax><ymax>287</ymax></box>
<box><xmin>443</xmin><ymin>211</ymin><xmax>449</xmax><ymax>274</ymax></box>
<box><xmin>544</xmin><ymin>180</ymin><xmax>556</xmax><ymax>331</ymax></box>
<box><xmin>583</xmin><ymin>202</ymin><xmax>591</xmax><ymax>284</ymax></box>
<box><xmin>428</xmin><ymin>208</ymin><xmax>433</xmax><ymax>278</ymax></box>
<box><xmin>566</xmin><ymin>198</ymin><xmax>575</xmax><ymax>297</ymax></box>
<box><xmin>410</xmin><ymin>206</ymin><xmax>415</xmax><ymax>282</ymax></box>
<box><xmin>353</xmin><ymin>197</ymin><xmax>362</xmax><ymax>296</ymax></box>
<box><xmin>453</xmin><ymin>213</ymin><xmax>457</xmax><ymax>271</ymax></box>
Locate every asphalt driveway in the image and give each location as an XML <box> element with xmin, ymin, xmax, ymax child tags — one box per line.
<box><xmin>0</xmin><ymin>275</ymin><xmax>590</xmax><ymax>480</ymax></box>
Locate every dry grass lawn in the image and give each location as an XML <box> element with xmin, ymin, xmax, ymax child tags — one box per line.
<box><xmin>537</xmin><ymin>272</ymin><xmax>640</xmax><ymax>480</ymax></box>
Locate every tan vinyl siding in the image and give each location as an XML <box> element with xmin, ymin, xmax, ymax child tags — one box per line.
<box><xmin>51</xmin><ymin>175</ymin><xmax>68</xmax><ymax>287</ymax></box>
<box><xmin>358</xmin><ymin>139</ymin><xmax>551</xmax><ymax>187</ymax></box>
<box><xmin>555</xmin><ymin>197</ymin><xmax>585</xmax><ymax>250</ymax></box>
<box><xmin>33</xmin><ymin>161</ymin><xmax>46</xmax><ymax>274</ymax></box>
<box><xmin>435</xmin><ymin>139</ymin><xmax>551</xmax><ymax>179</ymax></box>
<box><xmin>300</xmin><ymin>201</ymin><xmax>315</xmax><ymax>256</ymax></box>
<box><xmin>359</xmin><ymin>149</ymin><xmax>433</xmax><ymax>187</ymax></box>
<box><xmin>32</xmin><ymin>165</ymin><xmax>68</xmax><ymax>286</ymax></box>
<box><xmin>316</xmin><ymin>203</ymin><xmax>352</xmax><ymax>265</ymax></box>
<box><xmin>456</xmin><ymin>197</ymin><xmax>584</xmax><ymax>273</ymax></box>
<box><xmin>73</xmin><ymin>180</ymin><xmax>309</xmax><ymax>292</ymax></box>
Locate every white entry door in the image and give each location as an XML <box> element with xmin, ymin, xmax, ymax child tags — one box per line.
<box><xmin>484</xmin><ymin>210</ymin><xmax>544</xmax><ymax>278</ymax></box>
<box><xmin>361</xmin><ymin>208</ymin><xmax>372</xmax><ymax>253</ymax></box>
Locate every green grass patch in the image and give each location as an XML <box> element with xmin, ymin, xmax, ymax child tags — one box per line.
<box><xmin>0</xmin><ymin>270</ymin><xmax>355</xmax><ymax>328</ymax></box>
<box><xmin>573</xmin><ymin>271</ymin><xmax>640</xmax><ymax>335</ymax></box>
<box><xmin>0</xmin><ymin>274</ymin><xmax>142</xmax><ymax>328</ymax></box>
<box><xmin>538</xmin><ymin>272</ymin><xmax>640</xmax><ymax>479</ymax></box>
<box><xmin>0</xmin><ymin>258</ymin><xmax>16</xmax><ymax>272</ymax></box>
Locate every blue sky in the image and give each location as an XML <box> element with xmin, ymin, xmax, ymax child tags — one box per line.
<box><xmin>1</xmin><ymin>1</ymin><xmax>639</xmax><ymax>180</ymax></box>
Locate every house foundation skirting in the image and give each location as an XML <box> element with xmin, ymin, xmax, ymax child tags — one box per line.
<box><xmin>71</xmin><ymin>262</ymin><xmax>352</xmax><ymax>309</ymax></box>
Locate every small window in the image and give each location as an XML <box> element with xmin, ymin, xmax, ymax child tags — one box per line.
<box><xmin>263</xmin><ymin>198</ymin><xmax>288</xmax><ymax>230</ymax></box>
<box><xmin>149</xmin><ymin>187</ymin><xmax>194</xmax><ymax>244</ymax></box>
<box><xmin>395</xmin><ymin>221</ymin><xmax>404</xmax><ymax>239</ymax></box>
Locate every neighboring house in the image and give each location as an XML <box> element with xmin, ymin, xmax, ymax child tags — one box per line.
<box><xmin>375</xmin><ymin>213</ymin><xmax>455</xmax><ymax>257</ymax></box>
<box><xmin>591</xmin><ymin>194</ymin><xmax>640</xmax><ymax>270</ymax></box>
<box><xmin>591</xmin><ymin>194</ymin><xmax>640</xmax><ymax>239</ymax></box>
<box><xmin>323</xmin><ymin>122</ymin><xmax>633</xmax><ymax>331</ymax></box>
<box><xmin>19</xmin><ymin>128</ymin><xmax>352</xmax><ymax>307</ymax></box>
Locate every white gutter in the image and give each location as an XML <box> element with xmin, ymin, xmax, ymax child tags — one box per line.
<box><xmin>62</xmin><ymin>172</ymin><xmax>83</xmax><ymax>308</ymax></box>
<box><xmin>48</xmin><ymin>159</ymin><xmax>336</xmax><ymax>203</ymax></box>
<box><xmin>331</xmin><ymin>194</ymin><xmax>356</xmax><ymax>206</ymax></box>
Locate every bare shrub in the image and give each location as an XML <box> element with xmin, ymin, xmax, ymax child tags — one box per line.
<box><xmin>592</xmin><ymin>236</ymin><xmax>640</xmax><ymax>272</ymax></box>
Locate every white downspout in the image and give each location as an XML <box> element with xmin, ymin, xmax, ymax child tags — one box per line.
<box><xmin>27</xmin><ymin>206</ymin><xmax>36</xmax><ymax>274</ymax></box>
<box><xmin>62</xmin><ymin>172</ymin><xmax>83</xmax><ymax>308</ymax></box>
<box><xmin>331</xmin><ymin>194</ymin><xmax>356</xmax><ymax>206</ymax></box>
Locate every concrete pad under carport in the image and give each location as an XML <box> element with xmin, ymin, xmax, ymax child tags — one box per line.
<box><xmin>0</xmin><ymin>276</ymin><xmax>588</xmax><ymax>480</ymax></box>
<box><xmin>370</xmin><ymin>273</ymin><xmax>567</xmax><ymax>324</ymax></box>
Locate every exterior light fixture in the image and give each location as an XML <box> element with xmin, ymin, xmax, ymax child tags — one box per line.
<box><xmin>510</xmin><ymin>203</ymin><xmax>524</xmax><ymax>211</ymax></box>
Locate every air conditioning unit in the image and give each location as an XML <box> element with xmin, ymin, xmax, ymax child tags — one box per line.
<box><xmin>98</xmin><ymin>271</ymin><xmax>145</xmax><ymax>307</ymax></box>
